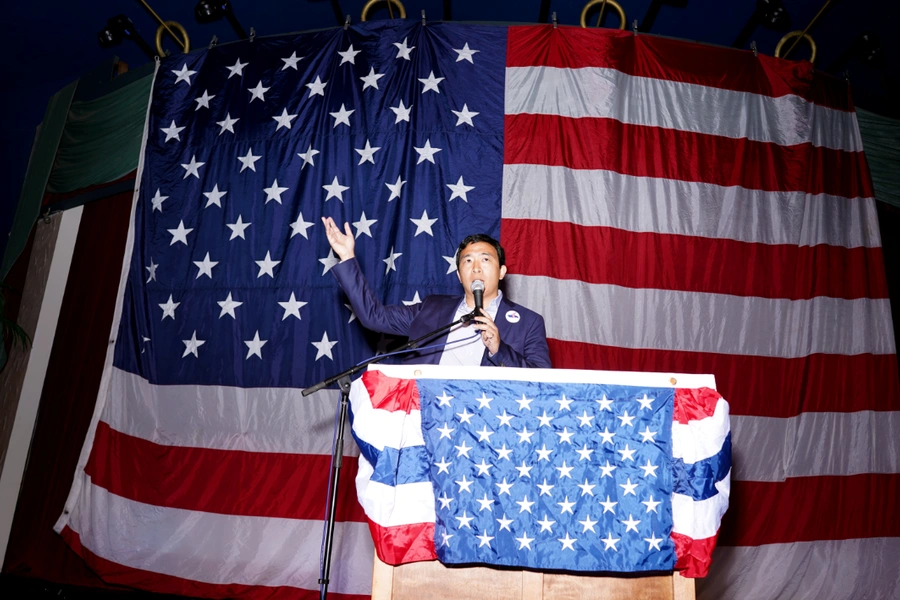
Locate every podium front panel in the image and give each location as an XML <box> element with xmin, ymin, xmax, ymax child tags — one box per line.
<box><xmin>373</xmin><ymin>555</ymin><xmax>696</xmax><ymax>600</ymax></box>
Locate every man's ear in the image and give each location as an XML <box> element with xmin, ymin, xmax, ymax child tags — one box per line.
<box><xmin>499</xmin><ymin>265</ymin><xmax>508</xmax><ymax>280</ymax></box>
<box><xmin>457</xmin><ymin>269</ymin><xmax>462</xmax><ymax>284</ymax></box>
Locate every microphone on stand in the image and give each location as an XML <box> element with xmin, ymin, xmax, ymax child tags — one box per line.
<box><xmin>471</xmin><ymin>280</ymin><xmax>485</xmax><ymax>317</ymax></box>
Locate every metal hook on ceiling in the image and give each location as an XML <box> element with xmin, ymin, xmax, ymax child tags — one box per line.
<box><xmin>361</xmin><ymin>0</ymin><xmax>406</xmax><ymax>22</ymax></box>
<box><xmin>775</xmin><ymin>31</ymin><xmax>817</xmax><ymax>63</ymax></box>
<box><xmin>138</xmin><ymin>0</ymin><xmax>190</xmax><ymax>55</ymax></box>
<box><xmin>580</xmin><ymin>0</ymin><xmax>626</xmax><ymax>30</ymax></box>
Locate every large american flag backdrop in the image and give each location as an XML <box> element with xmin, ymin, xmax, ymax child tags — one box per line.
<box><xmin>55</xmin><ymin>20</ymin><xmax>899</xmax><ymax>600</ymax></box>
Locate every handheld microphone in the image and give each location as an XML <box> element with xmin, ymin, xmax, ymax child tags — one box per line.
<box><xmin>471</xmin><ymin>280</ymin><xmax>485</xmax><ymax>316</ymax></box>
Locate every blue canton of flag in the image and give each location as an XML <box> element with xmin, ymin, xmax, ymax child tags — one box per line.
<box><xmin>419</xmin><ymin>380</ymin><xmax>676</xmax><ymax>572</ymax></box>
<box><xmin>114</xmin><ymin>21</ymin><xmax>507</xmax><ymax>388</ymax></box>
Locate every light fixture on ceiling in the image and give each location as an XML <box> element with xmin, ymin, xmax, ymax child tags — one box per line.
<box><xmin>98</xmin><ymin>15</ymin><xmax>157</xmax><ymax>59</ymax></box>
<box><xmin>194</xmin><ymin>0</ymin><xmax>248</xmax><ymax>40</ymax></box>
<box><xmin>757</xmin><ymin>0</ymin><xmax>790</xmax><ymax>29</ymax></box>
<box><xmin>856</xmin><ymin>32</ymin><xmax>884</xmax><ymax>66</ymax></box>
<box><xmin>826</xmin><ymin>32</ymin><xmax>885</xmax><ymax>74</ymax></box>
<box><xmin>732</xmin><ymin>0</ymin><xmax>791</xmax><ymax>49</ymax></box>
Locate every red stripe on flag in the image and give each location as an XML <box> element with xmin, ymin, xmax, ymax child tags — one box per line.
<box><xmin>60</xmin><ymin>526</ymin><xmax>370</xmax><ymax>600</ymax></box>
<box><xmin>673</xmin><ymin>389</ymin><xmax>723</xmax><ymax>424</ymax></box>
<box><xmin>546</xmin><ymin>339</ymin><xmax>900</xmax><ymax>418</ymax></box>
<box><xmin>504</xmin><ymin>113</ymin><xmax>873</xmax><ymax>199</ymax></box>
<box><xmin>504</xmin><ymin>219</ymin><xmax>889</xmax><ymax>300</ymax></box>
<box><xmin>86</xmin><ymin>421</ymin><xmax>367</xmax><ymax>522</ymax></box>
<box><xmin>672</xmin><ymin>531</ymin><xmax>719</xmax><ymax>578</ymax></box>
<box><xmin>362</xmin><ymin>369</ymin><xmax>421</xmax><ymax>413</ymax></box>
<box><xmin>506</xmin><ymin>25</ymin><xmax>852</xmax><ymax>112</ymax></box>
<box><xmin>366</xmin><ymin>521</ymin><xmax>437</xmax><ymax>565</ymax></box>
<box><xmin>719</xmin><ymin>474</ymin><xmax>900</xmax><ymax>546</ymax></box>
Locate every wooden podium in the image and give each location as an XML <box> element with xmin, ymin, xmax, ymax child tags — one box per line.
<box><xmin>372</xmin><ymin>556</ymin><xmax>695</xmax><ymax>600</ymax></box>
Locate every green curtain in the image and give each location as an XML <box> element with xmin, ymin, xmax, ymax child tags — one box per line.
<box><xmin>47</xmin><ymin>74</ymin><xmax>152</xmax><ymax>194</ymax></box>
<box><xmin>0</xmin><ymin>81</ymin><xmax>77</xmax><ymax>282</ymax></box>
<box><xmin>858</xmin><ymin>107</ymin><xmax>900</xmax><ymax>209</ymax></box>
<box><xmin>0</xmin><ymin>64</ymin><xmax>152</xmax><ymax>284</ymax></box>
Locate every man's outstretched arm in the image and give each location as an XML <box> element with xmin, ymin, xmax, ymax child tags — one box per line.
<box><xmin>323</xmin><ymin>217</ymin><xmax>422</xmax><ymax>336</ymax></box>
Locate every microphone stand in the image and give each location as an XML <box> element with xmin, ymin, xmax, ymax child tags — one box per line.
<box><xmin>302</xmin><ymin>310</ymin><xmax>478</xmax><ymax>600</ymax></box>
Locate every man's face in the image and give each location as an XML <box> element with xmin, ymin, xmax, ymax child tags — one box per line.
<box><xmin>457</xmin><ymin>241</ymin><xmax>507</xmax><ymax>298</ymax></box>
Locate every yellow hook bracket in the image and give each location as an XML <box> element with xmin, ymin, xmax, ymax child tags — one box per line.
<box><xmin>361</xmin><ymin>0</ymin><xmax>406</xmax><ymax>22</ymax></box>
<box><xmin>580</xmin><ymin>0</ymin><xmax>626</xmax><ymax>30</ymax></box>
<box><xmin>138</xmin><ymin>0</ymin><xmax>190</xmax><ymax>55</ymax></box>
<box><xmin>775</xmin><ymin>31</ymin><xmax>817</xmax><ymax>64</ymax></box>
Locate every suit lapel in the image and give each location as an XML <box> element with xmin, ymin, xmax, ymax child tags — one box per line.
<box><xmin>495</xmin><ymin>297</ymin><xmax>513</xmax><ymax>342</ymax></box>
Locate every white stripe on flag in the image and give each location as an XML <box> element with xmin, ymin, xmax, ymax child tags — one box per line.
<box><xmin>731</xmin><ymin>411</ymin><xmax>900</xmax><ymax>482</ymax></box>
<box><xmin>349</xmin><ymin>380</ymin><xmax>425</xmax><ymax>451</ymax></box>
<box><xmin>671</xmin><ymin>472</ymin><xmax>731</xmax><ymax>540</ymax></box>
<box><xmin>672</xmin><ymin>399</ymin><xmax>730</xmax><ymax>464</ymax></box>
<box><xmin>502</xmin><ymin>164</ymin><xmax>881</xmax><ymax>248</ymax></box>
<box><xmin>67</xmin><ymin>478</ymin><xmax>373</xmax><ymax>594</ymax></box>
<box><xmin>505</xmin><ymin>275</ymin><xmax>897</xmax><ymax>357</ymax></box>
<box><xmin>102</xmin><ymin>367</ymin><xmax>357</xmax><ymax>455</ymax></box>
<box><xmin>505</xmin><ymin>66</ymin><xmax>862</xmax><ymax>151</ymax></box>
<box><xmin>355</xmin><ymin>455</ymin><xmax>436</xmax><ymax>527</ymax></box>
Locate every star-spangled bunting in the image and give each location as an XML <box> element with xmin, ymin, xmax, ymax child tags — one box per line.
<box><xmin>120</xmin><ymin>21</ymin><xmax>503</xmax><ymax>388</ymax></box>
<box><xmin>349</xmin><ymin>370</ymin><xmax>732</xmax><ymax>574</ymax></box>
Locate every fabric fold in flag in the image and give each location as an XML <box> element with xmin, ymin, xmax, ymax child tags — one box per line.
<box><xmin>350</xmin><ymin>365</ymin><xmax>730</xmax><ymax>577</ymax></box>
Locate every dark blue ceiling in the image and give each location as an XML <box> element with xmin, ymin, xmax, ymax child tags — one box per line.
<box><xmin>2</xmin><ymin>0</ymin><xmax>897</xmax><ymax>262</ymax></box>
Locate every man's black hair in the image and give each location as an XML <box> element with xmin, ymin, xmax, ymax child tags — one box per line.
<box><xmin>456</xmin><ymin>234</ymin><xmax>506</xmax><ymax>270</ymax></box>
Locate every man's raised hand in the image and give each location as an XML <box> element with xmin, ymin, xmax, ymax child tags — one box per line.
<box><xmin>321</xmin><ymin>217</ymin><xmax>355</xmax><ymax>261</ymax></box>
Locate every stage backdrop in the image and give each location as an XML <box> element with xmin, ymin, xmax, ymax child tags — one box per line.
<box><xmin>54</xmin><ymin>21</ymin><xmax>899</xmax><ymax>600</ymax></box>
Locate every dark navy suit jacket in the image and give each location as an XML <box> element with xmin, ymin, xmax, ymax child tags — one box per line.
<box><xmin>332</xmin><ymin>258</ymin><xmax>551</xmax><ymax>368</ymax></box>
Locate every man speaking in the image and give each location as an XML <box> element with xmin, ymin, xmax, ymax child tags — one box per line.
<box><xmin>322</xmin><ymin>217</ymin><xmax>551</xmax><ymax>368</ymax></box>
